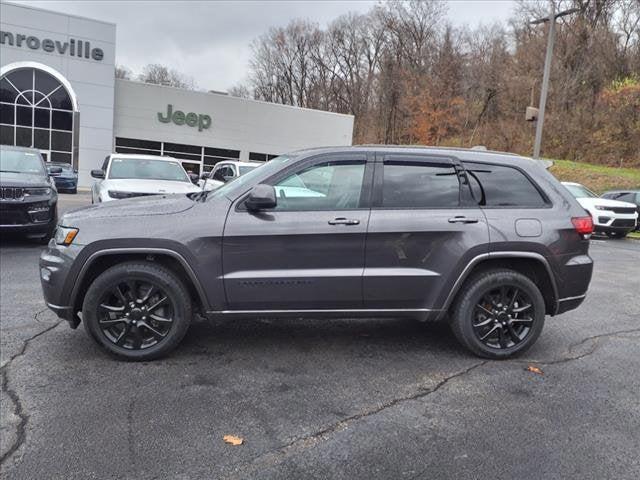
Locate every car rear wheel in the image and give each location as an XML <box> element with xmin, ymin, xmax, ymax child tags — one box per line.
<box><xmin>450</xmin><ymin>269</ymin><xmax>545</xmax><ymax>359</ymax></box>
<box><xmin>82</xmin><ymin>262</ymin><xmax>192</xmax><ymax>361</ymax></box>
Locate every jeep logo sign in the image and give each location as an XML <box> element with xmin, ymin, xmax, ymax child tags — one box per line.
<box><xmin>158</xmin><ymin>104</ymin><xmax>211</xmax><ymax>131</ymax></box>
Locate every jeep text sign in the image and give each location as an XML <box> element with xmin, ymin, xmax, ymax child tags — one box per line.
<box><xmin>158</xmin><ymin>104</ymin><xmax>211</xmax><ymax>132</ymax></box>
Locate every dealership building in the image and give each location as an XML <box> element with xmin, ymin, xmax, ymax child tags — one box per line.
<box><xmin>0</xmin><ymin>2</ymin><xmax>354</xmax><ymax>187</ymax></box>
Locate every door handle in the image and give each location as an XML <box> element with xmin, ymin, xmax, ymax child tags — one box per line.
<box><xmin>448</xmin><ymin>216</ymin><xmax>479</xmax><ymax>224</ymax></box>
<box><xmin>328</xmin><ymin>217</ymin><xmax>360</xmax><ymax>225</ymax></box>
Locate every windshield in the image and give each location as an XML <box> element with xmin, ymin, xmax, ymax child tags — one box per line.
<box><xmin>208</xmin><ymin>155</ymin><xmax>295</xmax><ymax>199</ymax></box>
<box><xmin>0</xmin><ymin>149</ymin><xmax>45</xmax><ymax>175</ymax></box>
<box><xmin>48</xmin><ymin>163</ymin><xmax>73</xmax><ymax>172</ymax></box>
<box><xmin>108</xmin><ymin>158</ymin><xmax>190</xmax><ymax>182</ymax></box>
<box><xmin>239</xmin><ymin>165</ymin><xmax>258</xmax><ymax>175</ymax></box>
<box><xmin>564</xmin><ymin>184</ymin><xmax>597</xmax><ymax>198</ymax></box>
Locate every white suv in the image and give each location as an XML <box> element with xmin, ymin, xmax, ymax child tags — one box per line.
<box><xmin>562</xmin><ymin>182</ymin><xmax>638</xmax><ymax>238</ymax></box>
<box><xmin>91</xmin><ymin>154</ymin><xmax>201</xmax><ymax>203</ymax></box>
<box><xmin>199</xmin><ymin>161</ymin><xmax>262</xmax><ymax>191</ymax></box>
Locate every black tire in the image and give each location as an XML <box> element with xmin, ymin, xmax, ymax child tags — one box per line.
<box><xmin>82</xmin><ymin>262</ymin><xmax>192</xmax><ymax>361</ymax></box>
<box><xmin>450</xmin><ymin>269</ymin><xmax>545</xmax><ymax>359</ymax></box>
<box><xmin>606</xmin><ymin>231</ymin><xmax>627</xmax><ymax>239</ymax></box>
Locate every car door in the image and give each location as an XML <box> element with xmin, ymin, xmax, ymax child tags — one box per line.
<box><xmin>222</xmin><ymin>152</ymin><xmax>373</xmax><ymax>311</ymax></box>
<box><xmin>364</xmin><ymin>153</ymin><xmax>490</xmax><ymax>311</ymax></box>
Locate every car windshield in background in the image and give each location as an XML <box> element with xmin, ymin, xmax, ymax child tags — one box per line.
<box><xmin>239</xmin><ymin>165</ymin><xmax>258</xmax><ymax>175</ymax></box>
<box><xmin>208</xmin><ymin>155</ymin><xmax>293</xmax><ymax>199</ymax></box>
<box><xmin>565</xmin><ymin>184</ymin><xmax>597</xmax><ymax>198</ymax></box>
<box><xmin>108</xmin><ymin>158</ymin><xmax>190</xmax><ymax>182</ymax></box>
<box><xmin>0</xmin><ymin>149</ymin><xmax>45</xmax><ymax>175</ymax></box>
<box><xmin>48</xmin><ymin>163</ymin><xmax>73</xmax><ymax>172</ymax></box>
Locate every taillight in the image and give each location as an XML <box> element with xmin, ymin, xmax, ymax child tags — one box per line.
<box><xmin>571</xmin><ymin>216</ymin><xmax>594</xmax><ymax>236</ymax></box>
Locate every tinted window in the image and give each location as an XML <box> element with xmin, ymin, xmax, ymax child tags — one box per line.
<box><xmin>381</xmin><ymin>161</ymin><xmax>460</xmax><ymax>208</ymax></box>
<box><xmin>272</xmin><ymin>161</ymin><xmax>365</xmax><ymax>211</ymax></box>
<box><xmin>464</xmin><ymin>162</ymin><xmax>547</xmax><ymax>207</ymax></box>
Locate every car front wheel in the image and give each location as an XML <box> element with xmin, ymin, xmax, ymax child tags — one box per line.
<box><xmin>450</xmin><ymin>269</ymin><xmax>545</xmax><ymax>359</ymax></box>
<box><xmin>82</xmin><ymin>262</ymin><xmax>192</xmax><ymax>361</ymax></box>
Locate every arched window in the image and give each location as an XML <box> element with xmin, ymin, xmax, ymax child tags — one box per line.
<box><xmin>0</xmin><ymin>65</ymin><xmax>77</xmax><ymax>164</ymax></box>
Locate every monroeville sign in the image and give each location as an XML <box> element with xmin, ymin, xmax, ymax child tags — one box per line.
<box><xmin>158</xmin><ymin>104</ymin><xmax>211</xmax><ymax>132</ymax></box>
<box><xmin>0</xmin><ymin>30</ymin><xmax>104</xmax><ymax>61</ymax></box>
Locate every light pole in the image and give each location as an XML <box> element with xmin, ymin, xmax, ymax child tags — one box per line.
<box><xmin>531</xmin><ymin>3</ymin><xmax>580</xmax><ymax>159</ymax></box>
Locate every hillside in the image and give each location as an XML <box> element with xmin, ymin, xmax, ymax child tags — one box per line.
<box><xmin>549</xmin><ymin>160</ymin><xmax>640</xmax><ymax>194</ymax></box>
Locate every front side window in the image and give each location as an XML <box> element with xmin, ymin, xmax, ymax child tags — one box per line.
<box><xmin>464</xmin><ymin>162</ymin><xmax>547</xmax><ymax>207</ymax></box>
<box><xmin>381</xmin><ymin>161</ymin><xmax>460</xmax><ymax>208</ymax></box>
<box><xmin>108</xmin><ymin>158</ymin><xmax>190</xmax><ymax>182</ymax></box>
<box><xmin>272</xmin><ymin>160</ymin><xmax>366</xmax><ymax>211</ymax></box>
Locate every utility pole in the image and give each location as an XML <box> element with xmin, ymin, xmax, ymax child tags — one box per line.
<box><xmin>531</xmin><ymin>3</ymin><xmax>580</xmax><ymax>159</ymax></box>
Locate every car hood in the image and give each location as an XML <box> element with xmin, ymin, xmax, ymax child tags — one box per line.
<box><xmin>0</xmin><ymin>171</ymin><xmax>50</xmax><ymax>187</ymax></box>
<box><xmin>63</xmin><ymin>194</ymin><xmax>196</xmax><ymax>223</ymax></box>
<box><xmin>101</xmin><ymin>178</ymin><xmax>200</xmax><ymax>194</ymax></box>
<box><xmin>575</xmin><ymin>197</ymin><xmax>636</xmax><ymax>209</ymax></box>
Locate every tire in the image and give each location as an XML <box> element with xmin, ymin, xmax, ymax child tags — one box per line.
<box><xmin>70</xmin><ymin>187</ymin><xmax>77</xmax><ymax>194</ymax></box>
<box><xmin>606</xmin><ymin>231</ymin><xmax>627</xmax><ymax>239</ymax></box>
<box><xmin>450</xmin><ymin>269</ymin><xmax>546</xmax><ymax>359</ymax></box>
<box><xmin>82</xmin><ymin>261</ymin><xmax>192</xmax><ymax>361</ymax></box>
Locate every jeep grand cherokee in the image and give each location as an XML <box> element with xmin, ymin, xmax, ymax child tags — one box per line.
<box><xmin>40</xmin><ymin>146</ymin><xmax>594</xmax><ymax>360</ymax></box>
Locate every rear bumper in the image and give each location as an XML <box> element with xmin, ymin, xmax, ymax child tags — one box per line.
<box><xmin>556</xmin><ymin>294</ymin><xmax>587</xmax><ymax>315</ymax></box>
<box><xmin>552</xmin><ymin>253</ymin><xmax>593</xmax><ymax>315</ymax></box>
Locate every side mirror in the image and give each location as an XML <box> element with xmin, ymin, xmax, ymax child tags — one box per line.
<box><xmin>48</xmin><ymin>166</ymin><xmax>63</xmax><ymax>175</ymax></box>
<box><xmin>245</xmin><ymin>184</ymin><xmax>277</xmax><ymax>211</ymax></box>
<box><xmin>188</xmin><ymin>173</ymin><xmax>199</xmax><ymax>184</ymax></box>
<box><xmin>91</xmin><ymin>169</ymin><xmax>105</xmax><ymax>179</ymax></box>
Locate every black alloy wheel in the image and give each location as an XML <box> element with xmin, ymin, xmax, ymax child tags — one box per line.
<box><xmin>450</xmin><ymin>269</ymin><xmax>545</xmax><ymax>359</ymax></box>
<box><xmin>472</xmin><ymin>286</ymin><xmax>534</xmax><ymax>350</ymax></box>
<box><xmin>83</xmin><ymin>262</ymin><xmax>192</xmax><ymax>360</ymax></box>
<box><xmin>97</xmin><ymin>279</ymin><xmax>175</xmax><ymax>350</ymax></box>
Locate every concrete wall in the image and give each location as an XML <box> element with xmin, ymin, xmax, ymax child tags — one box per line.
<box><xmin>0</xmin><ymin>2</ymin><xmax>116</xmax><ymax>187</ymax></box>
<box><xmin>114</xmin><ymin>80</ymin><xmax>354</xmax><ymax>161</ymax></box>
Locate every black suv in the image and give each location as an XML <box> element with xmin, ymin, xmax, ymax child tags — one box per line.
<box><xmin>40</xmin><ymin>147</ymin><xmax>594</xmax><ymax>360</ymax></box>
<box><xmin>1</xmin><ymin>145</ymin><xmax>60</xmax><ymax>241</ymax></box>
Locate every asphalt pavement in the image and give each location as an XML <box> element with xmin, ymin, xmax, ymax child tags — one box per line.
<box><xmin>1</xmin><ymin>193</ymin><xmax>639</xmax><ymax>479</ymax></box>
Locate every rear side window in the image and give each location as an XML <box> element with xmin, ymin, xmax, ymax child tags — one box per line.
<box><xmin>381</xmin><ymin>161</ymin><xmax>460</xmax><ymax>208</ymax></box>
<box><xmin>463</xmin><ymin>162</ymin><xmax>547</xmax><ymax>207</ymax></box>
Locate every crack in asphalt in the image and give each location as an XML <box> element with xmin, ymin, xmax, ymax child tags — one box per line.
<box><xmin>224</xmin><ymin>326</ymin><xmax>640</xmax><ymax>477</ymax></box>
<box><xmin>0</xmin><ymin>311</ymin><xmax>62</xmax><ymax>467</ymax></box>
<box><xmin>224</xmin><ymin>361</ymin><xmax>488</xmax><ymax>479</ymax></box>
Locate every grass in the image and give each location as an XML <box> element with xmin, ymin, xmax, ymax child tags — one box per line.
<box><xmin>628</xmin><ymin>231</ymin><xmax>640</xmax><ymax>240</ymax></box>
<box><xmin>549</xmin><ymin>159</ymin><xmax>640</xmax><ymax>194</ymax></box>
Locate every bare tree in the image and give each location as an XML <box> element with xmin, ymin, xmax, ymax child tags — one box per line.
<box><xmin>138</xmin><ymin>64</ymin><xmax>196</xmax><ymax>90</ymax></box>
<box><xmin>115</xmin><ymin>65</ymin><xmax>132</xmax><ymax>80</ymax></box>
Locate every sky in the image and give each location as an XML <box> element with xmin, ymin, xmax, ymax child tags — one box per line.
<box><xmin>18</xmin><ymin>1</ymin><xmax>516</xmax><ymax>92</ymax></box>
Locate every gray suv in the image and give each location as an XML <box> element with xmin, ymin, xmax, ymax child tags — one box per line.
<box><xmin>40</xmin><ymin>147</ymin><xmax>594</xmax><ymax>360</ymax></box>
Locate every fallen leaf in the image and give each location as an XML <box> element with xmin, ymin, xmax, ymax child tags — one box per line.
<box><xmin>526</xmin><ymin>365</ymin><xmax>544</xmax><ymax>375</ymax></box>
<box><xmin>223</xmin><ymin>435</ymin><xmax>244</xmax><ymax>446</ymax></box>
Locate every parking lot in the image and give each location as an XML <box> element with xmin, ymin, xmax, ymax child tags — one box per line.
<box><xmin>1</xmin><ymin>193</ymin><xmax>639</xmax><ymax>479</ymax></box>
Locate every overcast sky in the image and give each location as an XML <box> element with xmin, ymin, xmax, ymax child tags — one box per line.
<box><xmin>19</xmin><ymin>1</ymin><xmax>516</xmax><ymax>92</ymax></box>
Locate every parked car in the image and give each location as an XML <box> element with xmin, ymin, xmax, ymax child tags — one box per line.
<box><xmin>47</xmin><ymin>162</ymin><xmax>78</xmax><ymax>193</ymax></box>
<box><xmin>90</xmin><ymin>154</ymin><xmax>201</xmax><ymax>203</ymax></box>
<box><xmin>41</xmin><ymin>146</ymin><xmax>594</xmax><ymax>361</ymax></box>
<box><xmin>562</xmin><ymin>182</ymin><xmax>638</xmax><ymax>238</ymax></box>
<box><xmin>199</xmin><ymin>160</ymin><xmax>262</xmax><ymax>190</ymax></box>
<box><xmin>601</xmin><ymin>190</ymin><xmax>640</xmax><ymax>231</ymax></box>
<box><xmin>1</xmin><ymin>145</ymin><xmax>59</xmax><ymax>242</ymax></box>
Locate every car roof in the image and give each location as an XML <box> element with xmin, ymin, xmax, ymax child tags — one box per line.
<box><xmin>110</xmin><ymin>153</ymin><xmax>181</xmax><ymax>162</ymax></box>
<box><xmin>290</xmin><ymin>145</ymin><xmax>542</xmax><ymax>169</ymax></box>
<box><xmin>217</xmin><ymin>161</ymin><xmax>262</xmax><ymax>167</ymax></box>
<box><xmin>603</xmin><ymin>189</ymin><xmax>639</xmax><ymax>194</ymax></box>
<box><xmin>0</xmin><ymin>144</ymin><xmax>41</xmax><ymax>154</ymax></box>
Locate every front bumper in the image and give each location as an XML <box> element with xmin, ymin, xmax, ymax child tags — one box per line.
<box><xmin>592</xmin><ymin>211</ymin><xmax>637</xmax><ymax>232</ymax></box>
<box><xmin>0</xmin><ymin>197</ymin><xmax>57</xmax><ymax>235</ymax></box>
<box><xmin>53</xmin><ymin>177</ymin><xmax>77</xmax><ymax>191</ymax></box>
<box><xmin>40</xmin><ymin>242</ymin><xmax>84</xmax><ymax>327</ymax></box>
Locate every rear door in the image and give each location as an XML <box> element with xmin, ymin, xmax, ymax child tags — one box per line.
<box><xmin>222</xmin><ymin>152</ymin><xmax>373</xmax><ymax>310</ymax></box>
<box><xmin>364</xmin><ymin>153</ymin><xmax>490</xmax><ymax>311</ymax></box>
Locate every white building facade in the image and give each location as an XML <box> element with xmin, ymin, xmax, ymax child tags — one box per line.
<box><xmin>0</xmin><ymin>2</ymin><xmax>354</xmax><ymax>187</ymax></box>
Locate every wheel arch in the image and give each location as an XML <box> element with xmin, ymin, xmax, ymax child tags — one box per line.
<box><xmin>71</xmin><ymin>248</ymin><xmax>209</xmax><ymax>322</ymax></box>
<box><xmin>440</xmin><ymin>252</ymin><xmax>559</xmax><ymax>318</ymax></box>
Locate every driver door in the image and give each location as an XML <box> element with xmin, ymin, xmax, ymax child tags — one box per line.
<box><xmin>222</xmin><ymin>153</ymin><xmax>373</xmax><ymax>311</ymax></box>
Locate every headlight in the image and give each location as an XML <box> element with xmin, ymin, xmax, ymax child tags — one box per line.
<box><xmin>54</xmin><ymin>226</ymin><xmax>79</xmax><ymax>246</ymax></box>
<box><xmin>594</xmin><ymin>205</ymin><xmax>610</xmax><ymax>211</ymax></box>
<box><xmin>108</xmin><ymin>190</ymin><xmax>137</xmax><ymax>199</ymax></box>
<box><xmin>24</xmin><ymin>187</ymin><xmax>52</xmax><ymax>197</ymax></box>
